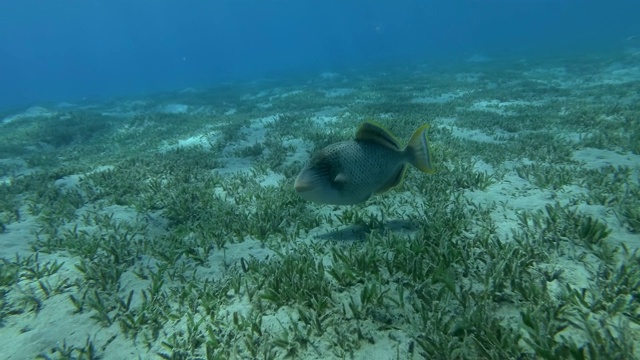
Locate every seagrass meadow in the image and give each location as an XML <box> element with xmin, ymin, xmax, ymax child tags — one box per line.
<box><xmin>1</xmin><ymin>51</ymin><xmax>640</xmax><ymax>360</ymax></box>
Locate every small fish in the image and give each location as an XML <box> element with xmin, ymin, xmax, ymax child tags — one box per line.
<box><xmin>294</xmin><ymin>121</ymin><xmax>435</xmax><ymax>205</ymax></box>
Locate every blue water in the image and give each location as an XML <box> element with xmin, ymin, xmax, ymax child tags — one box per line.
<box><xmin>0</xmin><ymin>0</ymin><xmax>638</xmax><ymax>108</ymax></box>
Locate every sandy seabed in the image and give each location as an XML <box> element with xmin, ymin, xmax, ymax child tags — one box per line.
<box><xmin>1</xmin><ymin>50</ymin><xmax>640</xmax><ymax>359</ymax></box>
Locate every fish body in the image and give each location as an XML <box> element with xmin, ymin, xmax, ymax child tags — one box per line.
<box><xmin>294</xmin><ymin>121</ymin><xmax>435</xmax><ymax>205</ymax></box>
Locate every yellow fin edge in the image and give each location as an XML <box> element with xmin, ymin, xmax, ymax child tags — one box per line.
<box><xmin>355</xmin><ymin>121</ymin><xmax>401</xmax><ymax>151</ymax></box>
<box><xmin>406</xmin><ymin>124</ymin><xmax>435</xmax><ymax>174</ymax></box>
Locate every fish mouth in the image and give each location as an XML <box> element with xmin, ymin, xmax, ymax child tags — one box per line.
<box><xmin>294</xmin><ymin>178</ymin><xmax>312</xmax><ymax>193</ymax></box>
<box><xmin>294</xmin><ymin>170</ymin><xmax>317</xmax><ymax>193</ymax></box>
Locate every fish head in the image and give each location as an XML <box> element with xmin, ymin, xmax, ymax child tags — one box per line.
<box><xmin>294</xmin><ymin>163</ymin><xmax>347</xmax><ymax>205</ymax></box>
<box><xmin>294</xmin><ymin>145</ymin><xmax>356</xmax><ymax>205</ymax></box>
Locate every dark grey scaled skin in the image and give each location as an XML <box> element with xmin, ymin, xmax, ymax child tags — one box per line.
<box><xmin>297</xmin><ymin>139</ymin><xmax>407</xmax><ymax>205</ymax></box>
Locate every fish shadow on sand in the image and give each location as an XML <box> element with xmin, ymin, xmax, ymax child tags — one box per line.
<box><xmin>315</xmin><ymin>218</ymin><xmax>419</xmax><ymax>242</ymax></box>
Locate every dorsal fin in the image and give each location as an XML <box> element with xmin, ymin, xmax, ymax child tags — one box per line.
<box><xmin>355</xmin><ymin>121</ymin><xmax>401</xmax><ymax>151</ymax></box>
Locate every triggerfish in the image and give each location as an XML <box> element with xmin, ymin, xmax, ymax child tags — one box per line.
<box><xmin>294</xmin><ymin>121</ymin><xmax>435</xmax><ymax>205</ymax></box>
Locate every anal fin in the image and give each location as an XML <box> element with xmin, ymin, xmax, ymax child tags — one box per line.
<box><xmin>375</xmin><ymin>164</ymin><xmax>408</xmax><ymax>194</ymax></box>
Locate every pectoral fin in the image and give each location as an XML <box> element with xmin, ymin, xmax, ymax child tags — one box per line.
<box><xmin>332</xmin><ymin>172</ymin><xmax>349</xmax><ymax>189</ymax></box>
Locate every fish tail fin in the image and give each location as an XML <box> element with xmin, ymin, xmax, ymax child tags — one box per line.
<box><xmin>405</xmin><ymin>124</ymin><xmax>436</xmax><ymax>173</ymax></box>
